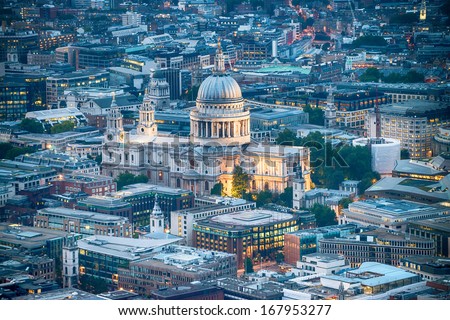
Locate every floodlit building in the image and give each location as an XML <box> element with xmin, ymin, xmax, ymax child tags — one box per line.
<box><xmin>193</xmin><ymin>209</ymin><xmax>312</xmax><ymax>267</ymax></box>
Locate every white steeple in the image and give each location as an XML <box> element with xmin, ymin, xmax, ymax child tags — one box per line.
<box><xmin>105</xmin><ymin>93</ymin><xmax>124</xmax><ymax>142</ymax></box>
<box><xmin>62</xmin><ymin>236</ymin><xmax>79</xmax><ymax>288</ymax></box>
<box><xmin>324</xmin><ymin>86</ymin><xmax>337</xmax><ymax>128</ymax></box>
<box><xmin>150</xmin><ymin>194</ymin><xmax>164</xmax><ymax>234</ymax></box>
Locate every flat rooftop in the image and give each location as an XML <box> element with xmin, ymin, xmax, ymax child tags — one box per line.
<box><xmin>408</xmin><ymin>216</ymin><xmax>450</xmax><ymax>233</ymax></box>
<box><xmin>348</xmin><ymin>198</ymin><xmax>445</xmax><ymax>216</ymax></box>
<box><xmin>196</xmin><ymin>209</ymin><xmax>296</xmax><ymax>230</ymax></box>
<box><xmin>16</xmin><ymin>288</ymin><xmax>103</xmax><ymax>300</ymax></box>
<box><xmin>0</xmin><ymin>224</ymin><xmax>68</xmax><ymax>249</ymax></box>
<box><xmin>115</xmin><ymin>183</ymin><xmax>191</xmax><ymax>197</ymax></box>
<box><xmin>38</xmin><ymin>207</ymin><xmax>129</xmax><ymax>223</ymax></box>
<box><xmin>77</xmin><ymin>235</ymin><xmax>179</xmax><ymax>260</ymax></box>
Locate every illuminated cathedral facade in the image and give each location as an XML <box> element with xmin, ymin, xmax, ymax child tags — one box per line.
<box><xmin>102</xmin><ymin>45</ymin><xmax>311</xmax><ymax>196</ymax></box>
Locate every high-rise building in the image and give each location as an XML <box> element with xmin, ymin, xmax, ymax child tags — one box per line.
<box><xmin>0</xmin><ymin>32</ymin><xmax>39</xmax><ymax>63</ymax></box>
<box><xmin>121</xmin><ymin>12</ymin><xmax>142</xmax><ymax>26</ymax></box>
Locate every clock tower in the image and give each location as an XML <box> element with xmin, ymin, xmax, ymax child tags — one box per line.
<box><xmin>105</xmin><ymin>93</ymin><xmax>125</xmax><ymax>143</ymax></box>
<box><xmin>137</xmin><ymin>88</ymin><xmax>158</xmax><ymax>137</ymax></box>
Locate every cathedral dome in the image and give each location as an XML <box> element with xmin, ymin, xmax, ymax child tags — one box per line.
<box><xmin>196</xmin><ymin>74</ymin><xmax>243</xmax><ymax>103</ymax></box>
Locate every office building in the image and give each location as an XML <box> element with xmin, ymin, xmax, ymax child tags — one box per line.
<box><xmin>0</xmin><ymin>82</ymin><xmax>29</xmax><ymax>121</ymax></box>
<box><xmin>400</xmin><ymin>256</ymin><xmax>450</xmax><ymax>281</ymax></box>
<box><xmin>34</xmin><ymin>207</ymin><xmax>131</xmax><ymax>238</ymax></box>
<box><xmin>214</xmin><ymin>277</ymin><xmax>284</xmax><ymax>300</ymax></box>
<box><xmin>250</xmin><ymin>108</ymin><xmax>308</xmax><ymax>131</ymax></box>
<box><xmin>0</xmin><ymin>32</ymin><xmax>39</xmax><ymax>63</ymax></box>
<box><xmin>75</xmin><ymin>196</ymin><xmax>133</xmax><ymax>225</ymax></box>
<box><xmin>113</xmin><ymin>184</ymin><xmax>195</xmax><ymax>227</ymax></box>
<box><xmin>340</xmin><ymin>198</ymin><xmax>449</xmax><ymax>231</ymax></box>
<box><xmin>365</xmin><ymin>175</ymin><xmax>450</xmax><ymax>204</ymax></box>
<box><xmin>320</xmin><ymin>262</ymin><xmax>421</xmax><ymax>295</ymax></box>
<box><xmin>150</xmin><ymin>284</ymin><xmax>224</xmax><ymax>300</ymax></box>
<box><xmin>25</xmin><ymin>107</ymin><xmax>88</xmax><ymax>129</ymax></box>
<box><xmin>121</xmin><ymin>12</ymin><xmax>142</xmax><ymax>26</ymax></box>
<box><xmin>433</xmin><ymin>127</ymin><xmax>450</xmax><ymax>155</ymax></box>
<box><xmin>170</xmin><ymin>198</ymin><xmax>256</xmax><ymax>246</ymax></box>
<box><xmin>367</xmin><ymin>100</ymin><xmax>450</xmax><ymax>159</ymax></box>
<box><xmin>15</xmin><ymin>151</ymin><xmax>99</xmax><ymax>175</ymax></box>
<box><xmin>0</xmin><ymin>223</ymin><xmax>68</xmax><ymax>261</ymax></box>
<box><xmin>193</xmin><ymin>209</ymin><xmax>310</xmax><ymax>267</ymax></box>
<box><xmin>78</xmin><ymin>235</ymin><xmax>180</xmax><ymax>288</ymax></box>
<box><xmin>296</xmin><ymin>253</ymin><xmax>349</xmax><ymax>277</ymax></box>
<box><xmin>408</xmin><ymin>216</ymin><xmax>450</xmax><ymax>257</ymax></box>
<box><xmin>50</xmin><ymin>174</ymin><xmax>116</xmax><ymax>197</ymax></box>
<box><xmin>284</xmin><ymin>224</ymin><xmax>357</xmax><ymax>265</ymax></box>
<box><xmin>319</xmin><ymin>228</ymin><xmax>435</xmax><ymax>267</ymax></box>
<box><xmin>46</xmin><ymin>70</ymin><xmax>109</xmax><ymax>108</ymax></box>
<box><xmin>0</xmin><ymin>160</ymin><xmax>57</xmax><ymax>193</ymax></box>
<box><xmin>118</xmin><ymin>245</ymin><xmax>237</xmax><ymax>295</ymax></box>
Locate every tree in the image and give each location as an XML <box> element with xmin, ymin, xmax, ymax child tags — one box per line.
<box><xmin>231</xmin><ymin>166</ymin><xmax>249</xmax><ymax>198</ymax></box>
<box><xmin>79</xmin><ymin>274</ymin><xmax>108</xmax><ymax>294</ymax></box>
<box><xmin>115</xmin><ymin>173</ymin><xmax>149</xmax><ymax>190</ymax></box>
<box><xmin>323</xmin><ymin>168</ymin><xmax>344</xmax><ymax>189</ymax></box>
<box><xmin>359</xmin><ymin>67</ymin><xmax>381</xmax><ymax>82</ymax></box>
<box><xmin>401</xmin><ymin>149</ymin><xmax>410</xmax><ymax>160</ymax></box>
<box><xmin>303</xmin><ymin>105</ymin><xmax>324</xmax><ymax>126</ymax></box>
<box><xmin>275</xmin><ymin>128</ymin><xmax>299</xmax><ymax>146</ymax></box>
<box><xmin>275</xmin><ymin>252</ymin><xmax>284</xmax><ymax>264</ymax></box>
<box><xmin>244</xmin><ymin>257</ymin><xmax>254</xmax><ymax>274</ymax></box>
<box><xmin>210</xmin><ymin>182</ymin><xmax>223</xmax><ymax>196</ymax></box>
<box><xmin>339</xmin><ymin>197</ymin><xmax>353</xmax><ymax>209</ymax></box>
<box><xmin>358</xmin><ymin>171</ymin><xmax>380</xmax><ymax>195</ymax></box>
<box><xmin>255</xmin><ymin>190</ymin><xmax>273</xmax><ymax>207</ymax></box>
<box><xmin>278</xmin><ymin>187</ymin><xmax>293</xmax><ymax>208</ymax></box>
<box><xmin>0</xmin><ymin>142</ymin><xmax>35</xmax><ymax>160</ymax></box>
<box><xmin>50</xmin><ymin>120</ymin><xmax>75</xmax><ymax>134</ymax></box>
<box><xmin>310</xmin><ymin>203</ymin><xmax>337</xmax><ymax>227</ymax></box>
<box><xmin>20</xmin><ymin>118</ymin><xmax>44</xmax><ymax>133</ymax></box>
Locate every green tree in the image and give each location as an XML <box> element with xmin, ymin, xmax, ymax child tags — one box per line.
<box><xmin>278</xmin><ymin>187</ymin><xmax>293</xmax><ymax>208</ymax></box>
<box><xmin>401</xmin><ymin>149</ymin><xmax>410</xmax><ymax>160</ymax></box>
<box><xmin>359</xmin><ymin>67</ymin><xmax>381</xmax><ymax>82</ymax></box>
<box><xmin>310</xmin><ymin>203</ymin><xmax>337</xmax><ymax>227</ymax></box>
<box><xmin>79</xmin><ymin>275</ymin><xmax>108</xmax><ymax>294</ymax></box>
<box><xmin>210</xmin><ymin>182</ymin><xmax>223</xmax><ymax>196</ymax></box>
<box><xmin>275</xmin><ymin>128</ymin><xmax>299</xmax><ymax>146</ymax></box>
<box><xmin>358</xmin><ymin>172</ymin><xmax>380</xmax><ymax>195</ymax></box>
<box><xmin>50</xmin><ymin>120</ymin><xmax>75</xmax><ymax>134</ymax></box>
<box><xmin>20</xmin><ymin>118</ymin><xmax>44</xmax><ymax>133</ymax></box>
<box><xmin>256</xmin><ymin>190</ymin><xmax>273</xmax><ymax>207</ymax></box>
<box><xmin>115</xmin><ymin>173</ymin><xmax>149</xmax><ymax>190</ymax></box>
<box><xmin>275</xmin><ymin>252</ymin><xmax>284</xmax><ymax>264</ymax></box>
<box><xmin>231</xmin><ymin>166</ymin><xmax>249</xmax><ymax>198</ymax></box>
<box><xmin>325</xmin><ymin>169</ymin><xmax>345</xmax><ymax>189</ymax></box>
<box><xmin>303</xmin><ymin>105</ymin><xmax>324</xmax><ymax>126</ymax></box>
<box><xmin>404</xmin><ymin>70</ymin><xmax>425</xmax><ymax>83</ymax></box>
<box><xmin>0</xmin><ymin>142</ymin><xmax>35</xmax><ymax>160</ymax></box>
<box><xmin>244</xmin><ymin>257</ymin><xmax>254</xmax><ymax>274</ymax></box>
<box><xmin>339</xmin><ymin>197</ymin><xmax>353</xmax><ymax>209</ymax></box>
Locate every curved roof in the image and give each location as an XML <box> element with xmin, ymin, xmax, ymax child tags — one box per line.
<box><xmin>196</xmin><ymin>74</ymin><xmax>242</xmax><ymax>103</ymax></box>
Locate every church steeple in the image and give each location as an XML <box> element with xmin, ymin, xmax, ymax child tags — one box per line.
<box><xmin>149</xmin><ymin>194</ymin><xmax>164</xmax><ymax>234</ymax></box>
<box><xmin>105</xmin><ymin>93</ymin><xmax>124</xmax><ymax>143</ymax></box>
<box><xmin>324</xmin><ymin>86</ymin><xmax>336</xmax><ymax>128</ymax></box>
